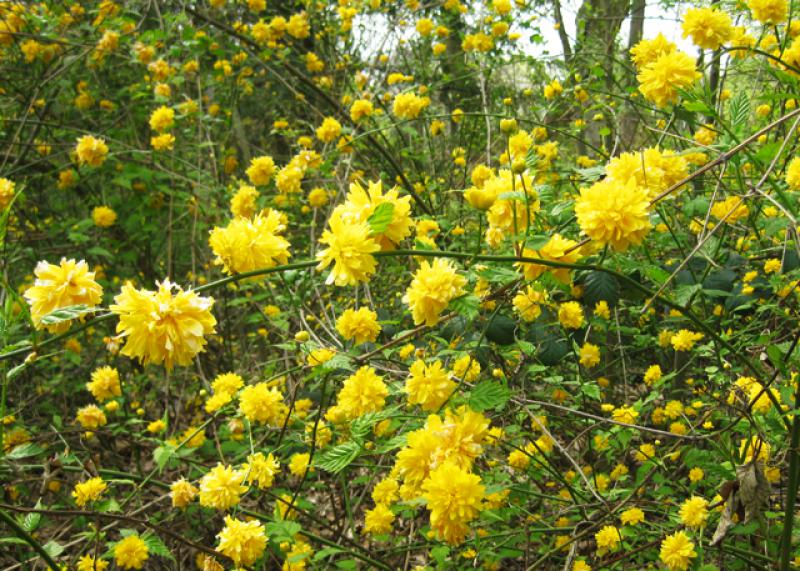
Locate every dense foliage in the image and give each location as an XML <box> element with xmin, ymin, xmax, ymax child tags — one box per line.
<box><xmin>1</xmin><ymin>0</ymin><xmax>800</xmax><ymax>569</ymax></box>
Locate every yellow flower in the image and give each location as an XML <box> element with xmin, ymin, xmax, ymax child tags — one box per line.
<box><xmin>644</xmin><ymin>364</ymin><xmax>662</xmax><ymax>385</ymax></box>
<box><xmin>308</xmin><ymin>187</ymin><xmax>329</xmax><ymax>208</ymax></box>
<box><xmin>372</xmin><ymin>478</ymin><xmax>400</xmax><ymax>505</ymax></box>
<box><xmin>75</xmin><ymin>135</ymin><xmax>109</xmax><ymax>167</ymax></box>
<box><xmin>113</xmin><ymin>535</ymin><xmax>149</xmax><ymax>570</ymax></box>
<box><xmin>199</xmin><ymin>463</ymin><xmax>247</xmax><ymax>510</ymax></box>
<box><xmin>72</xmin><ymin>476</ymin><xmax>107</xmax><ymax>506</ymax></box>
<box><xmin>579</xmin><ymin>342</ymin><xmax>601</xmax><ymax>368</ymax></box>
<box><xmin>149</xmin><ymin>105</ymin><xmax>175</xmax><ymax>132</ymax></box>
<box><xmin>463</xmin><ymin>185</ymin><xmax>498</xmax><ymax>211</ymax></box>
<box><xmin>350</xmin><ymin>98</ymin><xmax>374</xmax><ymax>121</ymax></box>
<box><xmin>316</xmin><ymin>213</ymin><xmax>380</xmax><ymax>286</ymax></box>
<box><xmin>335</xmin><ymin>365</ymin><xmax>389</xmax><ymax>419</ymax></box>
<box><xmin>403</xmin><ymin>258</ymin><xmax>467</xmax><ymax>326</ymax></box>
<box><xmin>316</xmin><ymin>116</ymin><xmax>342</xmax><ymax>143</ymax></box>
<box><xmin>111</xmin><ymin>280</ymin><xmax>216</xmax><ymax>370</ymax></box>
<box><xmin>229</xmin><ymin>185</ymin><xmax>259</xmax><ymax>218</ymax></box>
<box><xmin>451</xmin><ymin>355</ymin><xmax>481</xmax><ymax>382</ymax></box>
<box><xmin>0</xmin><ymin>177</ymin><xmax>15</xmax><ymax>209</ymax></box>
<box><xmin>679</xmin><ymin>496</ymin><xmax>709</xmax><ymax>528</ymax></box>
<box><xmin>787</xmin><ymin>157</ymin><xmax>800</xmax><ymax>189</ymax></box>
<box><xmin>333</xmin><ymin>179</ymin><xmax>414</xmax><ymax>250</ymax></box>
<box><xmin>364</xmin><ymin>503</ymin><xmax>395</xmax><ymax>535</ymax></box>
<box><xmin>605</xmin><ymin>148</ymin><xmax>688</xmax><ymax>201</ymax></box>
<box><xmin>689</xmin><ymin>467</ymin><xmax>704</xmax><ymax>482</ymax></box>
<box><xmin>239</xmin><ymin>383</ymin><xmax>287</xmax><ymax>425</ymax></box>
<box><xmin>519</xmin><ymin>234</ymin><xmax>581</xmax><ymax>283</ymax></box>
<box><xmin>170</xmin><ymin>478</ymin><xmax>198</xmax><ymax>508</ymax></box>
<box><xmin>87</xmin><ymin>366</ymin><xmax>121</xmax><ymax>402</ymax></box>
<box><xmin>660</xmin><ymin>531</ymin><xmax>697</xmax><ymax>571</ymax></box>
<box><xmin>77</xmin><ymin>555</ymin><xmax>109</xmax><ymax>571</ymax></box>
<box><xmin>24</xmin><ymin>258</ymin><xmax>103</xmax><ymax>332</ymax></box>
<box><xmin>216</xmin><ymin>516</ymin><xmax>268</xmax><ymax>567</ymax></box>
<box><xmin>246</xmin><ymin>155</ymin><xmax>276</xmax><ymax>186</ymax></box>
<box><xmin>611</xmin><ymin>405</ymin><xmax>639</xmax><ymax>425</ymax></box>
<box><xmin>557</xmin><ymin>301</ymin><xmax>584</xmax><ymax>329</ymax></box>
<box><xmin>637</xmin><ymin>51</ymin><xmax>700</xmax><ymax>108</ymax></box>
<box><xmin>209</xmin><ymin>210</ymin><xmax>291</xmax><ymax>274</ymax></box>
<box><xmin>423</xmin><ymin>462</ymin><xmax>484</xmax><ymax>545</ymax></box>
<box><xmin>242</xmin><ymin>452</ymin><xmax>280</xmax><ymax>489</ymax></box>
<box><xmin>92</xmin><ymin>205</ymin><xmax>117</xmax><ymax>227</ymax></box>
<box><xmin>405</xmin><ymin>359</ymin><xmax>456</xmax><ymax>411</ymax></box>
<box><xmin>150</xmin><ymin>133</ymin><xmax>175</xmax><ymax>151</ymax></box>
<box><xmin>307</xmin><ymin>347</ymin><xmax>336</xmax><ymax>366</ymax></box>
<box><xmin>289</xmin><ymin>452</ymin><xmax>312</xmax><ymax>477</ymax></box>
<box><xmin>336</xmin><ymin>307</ymin><xmax>381</xmax><ymax>344</ymax></box>
<box><xmin>710</xmin><ymin>196</ymin><xmax>749</xmax><ymax>223</ymax></box>
<box><xmin>747</xmin><ymin>0</ymin><xmax>787</xmax><ymax>24</ymax></box>
<box><xmin>630</xmin><ymin>33</ymin><xmax>676</xmax><ymax>69</ymax></box>
<box><xmin>575</xmin><ymin>177</ymin><xmax>651</xmax><ymax>251</ymax></box>
<box><xmin>620</xmin><ymin>507</ymin><xmax>645</xmax><ymax>526</ymax></box>
<box><xmin>594</xmin><ymin>525</ymin><xmax>621</xmax><ymax>553</ymax></box>
<box><xmin>682</xmin><ymin>7</ymin><xmax>733</xmax><ymax>50</ymax></box>
<box><xmin>392</xmin><ymin>92</ymin><xmax>430</xmax><ymax>119</ymax></box>
<box><xmin>670</xmin><ymin>329</ymin><xmax>704</xmax><ymax>351</ymax></box>
<box><xmin>147</xmin><ymin>419</ymin><xmax>166</xmax><ymax>434</ymax></box>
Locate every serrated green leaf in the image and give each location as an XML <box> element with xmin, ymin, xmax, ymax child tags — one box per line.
<box><xmin>469</xmin><ymin>381</ymin><xmax>510</xmax><ymax>412</ymax></box>
<box><xmin>448</xmin><ymin>294</ymin><xmax>480</xmax><ymax>320</ymax></box>
<box><xmin>5</xmin><ymin>443</ymin><xmax>45</xmax><ymax>459</ymax></box>
<box><xmin>43</xmin><ymin>540</ymin><xmax>64</xmax><ymax>557</ymax></box>
<box><xmin>265</xmin><ymin>520</ymin><xmax>302</xmax><ymax>543</ymax></box>
<box><xmin>40</xmin><ymin>304</ymin><xmax>98</xmax><ymax>326</ymax></box>
<box><xmin>153</xmin><ymin>445</ymin><xmax>175</xmax><ymax>472</ymax></box>
<box><xmin>367</xmin><ymin>202</ymin><xmax>395</xmax><ymax>235</ymax></box>
<box><xmin>315</xmin><ymin>441</ymin><xmax>361</xmax><ymax>474</ymax></box>
<box><xmin>583</xmin><ymin>271</ymin><xmax>619</xmax><ymax>308</ymax></box>
<box><xmin>144</xmin><ymin>533</ymin><xmax>174</xmax><ymax>561</ymax></box>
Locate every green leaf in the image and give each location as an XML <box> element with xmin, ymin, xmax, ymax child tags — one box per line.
<box><xmin>21</xmin><ymin>503</ymin><xmax>41</xmax><ymax>533</ymax></box>
<box><xmin>315</xmin><ymin>441</ymin><xmax>361</xmax><ymax>474</ymax></box>
<box><xmin>581</xmin><ymin>383</ymin><xmax>601</xmax><ymax>401</ymax></box>
<box><xmin>265</xmin><ymin>520</ymin><xmax>303</xmax><ymax>543</ymax></box>
<box><xmin>583</xmin><ymin>271</ymin><xmax>619</xmax><ymax>308</ymax></box>
<box><xmin>674</xmin><ymin>283</ymin><xmax>702</xmax><ymax>307</ymax></box>
<box><xmin>43</xmin><ymin>540</ymin><xmax>64</xmax><ymax>557</ymax></box>
<box><xmin>5</xmin><ymin>443</ymin><xmax>44</xmax><ymax>459</ymax></box>
<box><xmin>153</xmin><ymin>444</ymin><xmax>176</xmax><ymax>472</ymax></box>
<box><xmin>367</xmin><ymin>202</ymin><xmax>395</xmax><ymax>235</ymax></box>
<box><xmin>144</xmin><ymin>533</ymin><xmax>175</xmax><ymax>561</ymax></box>
<box><xmin>469</xmin><ymin>381</ymin><xmax>510</xmax><ymax>412</ymax></box>
<box><xmin>683</xmin><ymin>100</ymin><xmax>713</xmax><ymax>114</ymax></box>
<box><xmin>40</xmin><ymin>304</ymin><xmax>98</xmax><ymax>326</ymax></box>
<box><xmin>448</xmin><ymin>294</ymin><xmax>480</xmax><ymax>321</ymax></box>
<box><xmin>314</xmin><ymin>547</ymin><xmax>345</xmax><ymax>562</ymax></box>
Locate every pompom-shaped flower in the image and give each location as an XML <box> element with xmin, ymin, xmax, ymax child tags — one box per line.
<box><xmin>579</xmin><ymin>342</ymin><xmax>601</xmax><ymax>368</ymax></box>
<box><xmin>670</xmin><ymin>329</ymin><xmax>704</xmax><ymax>351</ymax></box>
<box><xmin>336</xmin><ymin>307</ymin><xmax>381</xmax><ymax>345</ymax></box>
<box><xmin>364</xmin><ymin>503</ymin><xmax>395</xmax><ymax>535</ymax></box>
<box><xmin>403</xmin><ymin>258</ymin><xmax>467</xmax><ymax>326</ymax></box>
<box><xmin>682</xmin><ymin>7</ymin><xmax>733</xmax><ymax>50</ymax></box>
<box><xmin>209</xmin><ymin>210</ymin><xmax>291</xmax><ymax>274</ymax></box>
<box><xmin>519</xmin><ymin>233</ymin><xmax>581</xmax><ymax>283</ymax></box>
<box><xmin>77</xmin><ymin>404</ymin><xmax>107</xmax><ymax>429</ymax></box>
<box><xmin>630</xmin><ymin>33</ymin><xmax>676</xmax><ymax>70</ymax></box>
<box><xmin>575</xmin><ymin>177</ymin><xmax>651</xmax><ymax>251</ymax></box>
<box><xmin>350</xmin><ymin>98</ymin><xmax>374</xmax><ymax>121</ymax></box>
<box><xmin>92</xmin><ymin>205</ymin><xmax>117</xmax><ymax>227</ymax></box>
<box><xmin>393</xmin><ymin>92</ymin><xmax>430</xmax><ymax>119</ymax></box>
<box><xmin>72</xmin><ymin>476</ymin><xmax>107</xmax><ymax>506</ymax></box>
<box><xmin>149</xmin><ymin>105</ymin><xmax>175</xmax><ymax>132</ymax></box>
<box><xmin>170</xmin><ymin>478</ymin><xmax>198</xmax><ymax>508</ymax></box>
<box><xmin>75</xmin><ymin>135</ymin><xmax>109</xmax><ymax>167</ymax></box>
<box><xmin>405</xmin><ymin>359</ymin><xmax>456</xmax><ymax>411</ymax></box>
<box><xmin>199</xmin><ymin>463</ymin><xmax>248</xmax><ymax>510</ymax></box>
<box><xmin>679</xmin><ymin>496</ymin><xmax>709</xmax><ymax>528</ymax></box>
<box><xmin>747</xmin><ymin>0</ymin><xmax>788</xmax><ymax>24</ymax></box>
<box><xmin>786</xmin><ymin>157</ymin><xmax>800</xmax><ymax>189</ymax></box>
<box><xmin>336</xmin><ymin>365</ymin><xmax>389</xmax><ymax>419</ymax></box>
<box><xmin>422</xmin><ymin>462</ymin><xmax>485</xmax><ymax>545</ymax></box>
<box><xmin>660</xmin><ymin>531</ymin><xmax>697</xmax><ymax>571</ymax></box>
<box><xmin>230</xmin><ymin>185</ymin><xmax>259</xmax><ymax>218</ymax></box>
<box><xmin>333</xmin><ymin>180</ymin><xmax>414</xmax><ymax>250</ymax></box>
<box><xmin>216</xmin><ymin>516</ymin><xmax>268</xmax><ymax>567</ymax></box>
<box><xmin>558</xmin><ymin>301</ymin><xmax>584</xmax><ymax>330</ymax></box>
<box><xmin>513</xmin><ymin>285</ymin><xmax>547</xmax><ymax>322</ymax></box>
<box><xmin>111</xmin><ymin>280</ymin><xmax>216</xmax><ymax>370</ymax></box>
<box><xmin>87</xmin><ymin>366</ymin><xmax>121</xmax><ymax>402</ymax></box>
<box><xmin>114</xmin><ymin>535</ymin><xmax>149</xmax><ymax>570</ymax></box>
<box><xmin>239</xmin><ymin>383</ymin><xmax>287</xmax><ymax>425</ymax></box>
<box><xmin>0</xmin><ymin>177</ymin><xmax>15</xmax><ymax>209</ymax></box>
<box><xmin>316</xmin><ymin>116</ymin><xmax>342</xmax><ymax>143</ymax></box>
<box><xmin>316</xmin><ymin>213</ymin><xmax>380</xmax><ymax>286</ymax></box>
<box><xmin>24</xmin><ymin>258</ymin><xmax>103</xmax><ymax>332</ymax></box>
<box><xmin>150</xmin><ymin>133</ymin><xmax>175</xmax><ymax>151</ymax></box>
<box><xmin>77</xmin><ymin>555</ymin><xmax>108</xmax><ymax>571</ymax></box>
<box><xmin>246</xmin><ymin>155</ymin><xmax>276</xmax><ymax>186</ymax></box>
<box><xmin>637</xmin><ymin>51</ymin><xmax>700</xmax><ymax>108</ymax></box>
<box><xmin>595</xmin><ymin>525</ymin><xmax>621</xmax><ymax>553</ymax></box>
<box><xmin>242</xmin><ymin>452</ymin><xmax>280</xmax><ymax>489</ymax></box>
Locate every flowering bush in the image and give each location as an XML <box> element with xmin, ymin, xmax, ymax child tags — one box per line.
<box><xmin>2</xmin><ymin>0</ymin><xmax>800</xmax><ymax>570</ymax></box>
